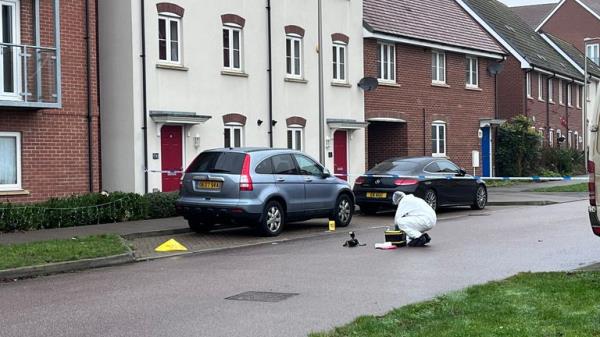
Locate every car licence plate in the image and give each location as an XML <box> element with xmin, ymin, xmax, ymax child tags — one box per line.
<box><xmin>366</xmin><ymin>192</ymin><xmax>387</xmax><ymax>199</ymax></box>
<box><xmin>197</xmin><ymin>181</ymin><xmax>222</xmax><ymax>190</ymax></box>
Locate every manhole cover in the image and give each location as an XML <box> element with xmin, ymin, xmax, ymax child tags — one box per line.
<box><xmin>225</xmin><ymin>291</ymin><xmax>299</xmax><ymax>303</ymax></box>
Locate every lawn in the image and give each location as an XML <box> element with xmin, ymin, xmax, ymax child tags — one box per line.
<box><xmin>310</xmin><ymin>272</ymin><xmax>600</xmax><ymax>337</ymax></box>
<box><xmin>0</xmin><ymin>234</ymin><xmax>129</xmax><ymax>270</ymax></box>
<box><xmin>531</xmin><ymin>183</ymin><xmax>588</xmax><ymax>193</ymax></box>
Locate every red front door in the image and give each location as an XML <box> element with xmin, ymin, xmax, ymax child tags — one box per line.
<box><xmin>161</xmin><ymin>125</ymin><xmax>183</xmax><ymax>192</ymax></box>
<box><xmin>333</xmin><ymin>130</ymin><xmax>348</xmax><ymax>181</ymax></box>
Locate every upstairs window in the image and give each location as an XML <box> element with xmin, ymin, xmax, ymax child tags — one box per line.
<box><xmin>286</xmin><ymin>35</ymin><xmax>303</xmax><ymax>78</ymax></box>
<box><xmin>158</xmin><ymin>14</ymin><xmax>181</xmax><ymax>64</ymax></box>
<box><xmin>223</xmin><ymin>25</ymin><xmax>243</xmax><ymax>71</ymax></box>
<box><xmin>568</xmin><ymin>84</ymin><xmax>573</xmax><ymax>107</ymax></box>
<box><xmin>431</xmin><ymin>122</ymin><xmax>446</xmax><ymax>157</ymax></box>
<box><xmin>332</xmin><ymin>43</ymin><xmax>347</xmax><ymax>82</ymax></box>
<box><xmin>0</xmin><ymin>1</ymin><xmax>19</xmax><ymax>97</ymax></box>
<box><xmin>526</xmin><ymin>72</ymin><xmax>532</xmax><ymax>98</ymax></box>
<box><xmin>432</xmin><ymin>51</ymin><xmax>446</xmax><ymax>84</ymax></box>
<box><xmin>559</xmin><ymin>80</ymin><xmax>564</xmax><ymax>104</ymax></box>
<box><xmin>576</xmin><ymin>85</ymin><xmax>581</xmax><ymax>108</ymax></box>
<box><xmin>465</xmin><ymin>56</ymin><xmax>478</xmax><ymax>88</ymax></box>
<box><xmin>548</xmin><ymin>79</ymin><xmax>554</xmax><ymax>103</ymax></box>
<box><xmin>587</xmin><ymin>43</ymin><xmax>599</xmax><ymax>65</ymax></box>
<box><xmin>538</xmin><ymin>74</ymin><xmax>544</xmax><ymax>101</ymax></box>
<box><xmin>377</xmin><ymin>42</ymin><xmax>395</xmax><ymax>82</ymax></box>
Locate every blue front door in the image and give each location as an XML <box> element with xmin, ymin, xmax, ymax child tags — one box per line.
<box><xmin>481</xmin><ymin>127</ymin><xmax>491</xmax><ymax>177</ymax></box>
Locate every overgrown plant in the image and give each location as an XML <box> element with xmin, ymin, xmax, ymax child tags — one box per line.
<box><xmin>496</xmin><ymin>115</ymin><xmax>541</xmax><ymax>177</ymax></box>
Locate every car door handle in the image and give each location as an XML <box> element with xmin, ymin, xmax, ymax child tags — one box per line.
<box><xmin>304</xmin><ymin>177</ymin><xmax>313</xmax><ymax>182</ymax></box>
<box><xmin>276</xmin><ymin>177</ymin><xmax>285</xmax><ymax>182</ymax></box>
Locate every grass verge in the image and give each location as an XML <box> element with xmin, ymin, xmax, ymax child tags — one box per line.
<box><xmin>0</xmin><ymin>234</ymin><xmax>129</xmax><ymax>270</ymax></box>
<box><xmin>484</xmin><ymin>180</ymin><xmax>532</xmax><ymax>188</ymax></box>
<box><xmin>310</xmin><ymin>272</ymin><xmax>600</xmax><ymax>337</ymax></box>
<box><xmin>531</xmin><ymin>183</ymin><xmax>588</xmax><ymax>193</ymax></box>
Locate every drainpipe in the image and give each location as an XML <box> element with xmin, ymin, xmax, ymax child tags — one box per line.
<box><xmin>422</xmin><ymin>108</ymin><xmax>426</xmax><ymax>156</ymax></box>
<box><xmin>266</xmin><ymin>0</ymin><xmax>273</xmax><ymax>147</ymax></box>
<box><xmin>317</xmin><ymin>0</ymin><xmax>325</xmax><ymax>164</ymax></box>
<box><xmin>141</xmin><ymin>0</ymin><xmax>149</xmax><ymax>194</ymax></box>
<box><xmin>85</xmin><ymin>0</ymin><xmax>93</xmax><ymax>192</ymax></box>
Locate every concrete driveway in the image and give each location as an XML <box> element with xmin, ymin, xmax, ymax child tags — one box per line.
<box><xmin>1</xmin><ymin>201</ymin><xmax>598</xmax><ymax>337</ymax></box>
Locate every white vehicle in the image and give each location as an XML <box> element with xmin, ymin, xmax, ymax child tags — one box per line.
<box><xmin>588</xmin><ymin>87</ymin><xmax>600</xmax><ymax>237</ymax></box>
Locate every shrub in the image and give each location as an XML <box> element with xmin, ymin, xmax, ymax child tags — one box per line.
<box><xmin>540</xmin><ymin>148</ymin><xmax>585</xmax><ymax>176</ymax></box>
<box><xmin>0</xmin><ymin>191</ymin><xmax>178</xmax><ymax>232</ymax></box>
<box><xmin>496</xmin><ymin>115</ymin><xmax>542</xmax><ymax>177</ymax></box>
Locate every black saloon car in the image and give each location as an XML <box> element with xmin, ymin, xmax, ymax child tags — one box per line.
<box><xmin>353</xmin><ymin>157</ymin><xmax>487</xmax><ymax>214</ymax></box>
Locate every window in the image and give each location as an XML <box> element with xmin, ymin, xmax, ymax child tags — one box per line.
<box><xmin>377</xmin><ymin>42</ymin><xmax>395</xmax><ymax>82</ymax></box>
<box><xmin>568</xmin><ymin>84</ymin><xmax>573</xmax><ymax>107</ymax></box>
<box><xmin>0</xmin><ymin>132</ymin><xmax>20</xmax><ymax>191</ymax></box>
<box><xmin>158</xmin><ymin>15</ymin><xmax>181</xmax><ymax>64</ymax></box>
<box><xmin>576</xmin><ymin>85</ymin><xmax>581</xmax><ymax>108</ymax></box>
<box><xmin>437</xmin><ymin>160</ymin><xmax>460</xmax><ymax>174</ymax></box>
<box><xmin>465</xmin><ymin>56</ymin><xmax>478</xmax><ymax>88</ymax></box>
<box><xmin>293</xmin><ymin>154</ymin><xmax>323</xmax><ymax>176</ymax></box>
<box><xmin>559</xmin><ymin>80</ymin><xmax>563</xmax><ymax>104</ymax></box>
<box><xmin>538</xmin><ymin>74</ymin><xmax>544</xmax><ymax>101</ymax></box>
<box><xmin>272</xmin><ymin>154</ymin><xmax>298</xmax><ymax>175</ymax></box>
<box><xmin>224</xmin><ymin>125</ymin><xmax>243</xmax><ymax>148</ymax></box>
<box><xmin>549</xmin><ymin>129</ymin><xmax>554</xmax><ymax>147</ymax></box>
<box><xmin>538</xmin><ymin>128</ymin><xmax>544</xmax><ymax>146</ymax></box>
<box><xmin>526</xmin><ymin>72</ymin><xmax>532</xmax><ymax>98</ymax></box>
<box><xmin>587</xmin><ymin>43</ymin><xmax>599</xmax><ymax>65</ymax></box>
<box><xmin>432</xmin><ymin>51</ymin><xmax>446</xmax><ymax>84</ymax></box>
<box><xmin>557</xmin><ymin>129</ymin><xmax>562</xmax><ymax>145</ymax></box>
<box><xmin>332</xmin><ymin>43</ymin><xmax>347</xmax><ymax>82</ymax></box>
<box><xmin>255</xmin><ymin>158</ymin><xmax>274</xmax><ymax>175</ymax></box>
<box><xmin>0</xmin><ymin>1</ymin><xmax>18</xmax><ymax>97</ymax></box>
<box><xmin>575</xmin><ymin>132</ymin><xmax>579</xmax><ymax>150</ymax></box>
<box><xmin>286</xmin><ymin>35</ymin><xmax>302</xmax><ymax>78</ymax></box>
<box><xmin>223</xmin><ymin>25</ymin><xmax>242</xmax><ymax>71</ymax></box>
<box><xmin>568</xmin><ymin>131</ymin><xmax>573</xmax><ymax>148</ymax></box>
<box><xmin>431</xmin><ymin>122</ymin><xmax>446</xmax><ymax>157</ymax></box>
<box><xmin>287</xmin><ymin>127</ymin><xmax>303</xmax><ymax>151</ymax></box>
<box><xmin>548</xmin><ymin>79</ymin><xmax>554</xmax><ymax>103</ymax></box>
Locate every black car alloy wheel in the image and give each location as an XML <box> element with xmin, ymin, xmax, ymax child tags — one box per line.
<box><xmin>424</xmin><ymin>189</ymin><xmax>438</xmax><ymax>211</ymax></box>
<box><xmin>472</xmin><ymin>185</ymin><xmax>487</xmax><ymax>210</ymax></box>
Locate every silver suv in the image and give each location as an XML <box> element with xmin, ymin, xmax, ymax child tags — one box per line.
<box><xmin>176</xmin><ymin>148</ymin><xmax>355</xmax><ymax>236</ymax></box>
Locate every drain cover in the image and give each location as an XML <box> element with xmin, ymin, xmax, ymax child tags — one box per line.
<box><xmin>225</xmin><ymin>291</ymin><xmax>298</xmax><ymax>303</ymax></box>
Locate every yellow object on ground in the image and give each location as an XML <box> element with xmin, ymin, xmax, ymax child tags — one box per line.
<box><xmin>154</xmin><ymin>239</ymin><xmax>188</xmax><ymax>252</ymax></box>
<box><xmin>329</xmin><ymin>220</ymin><xmax>336</xmax><ymax>231</ymax></box>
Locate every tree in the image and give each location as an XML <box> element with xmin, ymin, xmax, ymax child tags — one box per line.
<box><xmin>496</xmin><ymin>115</ymin><xmax>542</xmax><ymax>177</ymax></box>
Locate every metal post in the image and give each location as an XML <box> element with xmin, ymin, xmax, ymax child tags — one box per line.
<box><xmin>34</xmin><ymin>0</ymin><xmax>41</xmax><ymax>101</ymax></box>
<box><xmin>54</xmin><ymin>0</ymin><xmax>61</xmax><ymax>105</ymax></box>
<box><xmin>317</xmin><ymin>0</ymin><xmax>325</xmax><ymax>164</ymax></box>
<box><xmin>585</xmin><ymin>38</ymin><xmax>590</xmax><ymax>172</ymax></box>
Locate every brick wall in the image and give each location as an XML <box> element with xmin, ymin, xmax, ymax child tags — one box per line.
<box><xmin>0</xmin><ymin>0</ymin><xmax>99</xmax><ymax>203</ymax></box>
<box><xmin>363</xmin><ymin>39</ymin><xmax>497</xmax><ymax>174</ymax></box>
<box><xmin>540</xmin><ymin>0</ymin><xmax>600</xmax><ymax>52</ymax></box>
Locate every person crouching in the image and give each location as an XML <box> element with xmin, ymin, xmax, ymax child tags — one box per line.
<box><xmin>392</xmin><ymin>191</ymin><xmax>436</xmax><ymax>247</ymax></box>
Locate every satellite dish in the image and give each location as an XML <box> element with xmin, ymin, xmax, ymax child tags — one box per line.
<box><xmin>358</xmin><ymin>77</ymin><xmax>379</xmax><ymax>91</ymax></box>
<box><xmin>487</xmin><ymin>62</ymin><xmax>505</xmax><ymax>76</ymax></box>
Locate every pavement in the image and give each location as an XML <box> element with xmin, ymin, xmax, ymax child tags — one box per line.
<box><xmin>0</xmin><ymin>200</ymin><xmax>598</xmax><ymax>337</ymax></box>
<box><xmin>486</xmin><ymin>180</ymin><xmax>587</xmax><ymax>205</ymax></box>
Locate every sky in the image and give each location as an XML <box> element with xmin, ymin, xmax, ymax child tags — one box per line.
<box><xmin>499</xmin><ymin>0</ymin><xmax>558</xmax><ymax>6</ymax></box>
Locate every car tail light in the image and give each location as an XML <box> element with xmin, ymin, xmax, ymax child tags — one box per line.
<box><xmin>589</xmin><ymin>160</ymin><xmax>596</xmax><ymax>206</ymax></box>
<box><xmin>240</xmin><ymin>154</ymin><xmax>253</xmax><ymax>191</ymax></box>
<box><xmin>593</xmin><ymin>227</ymin><xmax>600</xmax><ymax>236</ymax></box>
<box><xmin>394</xmin><ymin>178</ymin><xmax>419</xmax><ymax>186</ymax></box>
<box><xmin>355</xmin><ymin>176</ymin><xmax>366</xmax><ymax>185</ymax></box>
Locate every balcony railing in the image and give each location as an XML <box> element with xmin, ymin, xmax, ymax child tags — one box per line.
<box><xmin>0</xmin><ymin>43</ymin><xmax>60</xmax><ymax>109</ymax></box>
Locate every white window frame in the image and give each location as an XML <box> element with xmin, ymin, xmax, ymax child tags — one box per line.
<box><xmin>538</xmin><ymin>73</ymin><xmax>544</xmax><ymax>101</ymax></box>
<box><xmin>526</xmin><ymin>72</ymin><xmax>532</xmax><ymax>98</ymax></box>
<box><xmin>286</xmin><ymin>34</ymin><xmax>303</xmax><ymax>78</ymax></box>
<box><xmin>576</xmin><ymin>85</ymin><xmax>581</xmax><ymax>108</ymax></box>
<box><xmin>548</xmin><ymin>79</ymin><xmax>554</xmax><ymax>103</ymax></box>
<box><xmin>559</xmin><ymin>80</ymin><xmax>563</xmax><ymax>105</ymax></box>
<box><xmin>587</xmin><ymin>43</ymin><xmax>599</xmax><ymax>65</ymax></box>
<box><xmin>377</xmin><ymin>41</ymin><xmax>395</xmax><ymax>82</ymax></box>
<box><xmin>465</xmin><ymin>56</ymin><xmax>478</xmax><ymax>88</ymax></box>
<box><xmin>568</xmin><ymin>130</ymin><xmax>573</xmax><ymax>148</ymax></box>
<box><xmin>0</xmin><ymin>1</ymin><xmax>20</xmax><ymax>100</ymax></box>
<box><xmin>431</xmin><ymin>122</ymin><xmax>447</xmax><ymax>157</ymax></box>
<box><xmin>549</xmin><ymin>129</ymin><xmax>554</xmax><ymax>147</ymax></box>
<box><xmin>332</xmin><ymin>42</ymin><xmax>347</xmax><ymax>82</ymax></box>
<box><xmin>158</xmin><ymin>13</ymin><xmax>182</xmax><ymax>65</ymax></box>
<box><xmin>224</xmin><ymin>124</ymin><xmax>244</xmax><ymax>148</ymax></box>
<box><xmin>0</xmin><ymin>131</ymin><xmax>21</xmax><ymax>191</ymax></box>
<box><xmin>223</xmin><ymin>24</ymin><xmax>243</xmax><ymax>71</ymax></box>
<box><xmin>567</xmin><ymin>84</ymin><xmax>573</xmax><ymax>107</ymax></box>
<box><xmin>538</xmin><ymin>128</ymin><xmax>544</xmax><ymax>146</ymax></box>
<box><xmin>575</xmin><ymin>131</ymin><xmax>580</xmax><ymax>150</ymax></box>
<box><xmin>432</xmin><ymin>51</ymin><xmax>446</xmax><ymax>84</ymax></box>
<box><xmin>287</xmin><ymin>126</ymin><xmax>304</xmax><ymax>151</ymax></box>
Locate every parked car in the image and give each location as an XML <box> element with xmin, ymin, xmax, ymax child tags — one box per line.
<box><xmin>176</xmin><ymin>148</ymin><xmax>354</xmax><ymax>236</ymax></box>
<box><xmin>353</xmin><ymin>157</ymin><xmax>487</xmax><ymax>214</ymax></box>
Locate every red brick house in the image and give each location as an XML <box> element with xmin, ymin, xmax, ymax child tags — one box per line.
<box><xmin>0</xmin><ymin>0</ymin><xmax>99</xmax><ymax>203</ymax></box>
<box><xmin>363</xmin><ymin>0</ymin><xmax>505</xmax><ymax>177</ymax></box>
<box><xmin>459</xmin><ymin>0</ymin><xmax>585</xmax><ymax>151</ymax></box>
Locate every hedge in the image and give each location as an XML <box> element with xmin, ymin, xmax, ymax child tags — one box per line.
<box><xmin>0</xmin><ymin>192</ymin><xmax>179</xmax><ymax>232</ymax></box>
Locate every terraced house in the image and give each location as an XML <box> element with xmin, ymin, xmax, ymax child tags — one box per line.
<box><xmin>0</xmin><ymin>0</ymin><xmax>99</xmax><ymax>202</ymax></box>
<box><xmin>459</xmin><ymin>0</ymin><xmax>585</xmax><ymax>150</ymax></box>
<box><xmin>362</xmin><ymin>0</ymin><xmax>506</xmax><ymax>177</ymax></box>
<box><xmin>99</xmin><ymin>0</ymin><xmax>366</xmax><ymax>194</ymax></box>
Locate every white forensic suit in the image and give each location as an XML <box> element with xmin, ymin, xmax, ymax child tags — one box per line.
<box><xmin>393</xmin><ymin>192</ymin><xmax>436</xmax><ymax>243</ymax></box>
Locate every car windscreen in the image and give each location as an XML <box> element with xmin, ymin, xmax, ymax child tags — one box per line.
<box><xmin>186</xmin><ymin>152</ymin><xmax>245</xmax><ymax>174</ymax></box>
<box><xmin>368</xmin><ymin>161</ymin><xmax>419</xmax><ymax>175</ymax></box>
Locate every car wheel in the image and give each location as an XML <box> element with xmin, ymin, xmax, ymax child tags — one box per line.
<box><xmin>471</xmin><ymin>185</ymin><xmax>487</xmax><ymax>210</ymax></box>
<box><xmin>360</xmin><ymin>205</ymin><xmax>378</xmax><ymax>216</ymax></box>
<box><xmin>424</xmin><ymin>189</ymin><xmax>438</xmax><ymax>212</ymax></box>
<box><xmin>331</xmin><ymin>194</ymin><xmax>354</xmax><ymax>227</ymax></box>
<box><xmin>188</xmin><ymin>218</ymin><xmax>215</xmax><ymax>233</ymax></box>
<box><xmin>259</xmin><ymin>200</ymin><xmax>285</xmax><ymax>237</ymax></box>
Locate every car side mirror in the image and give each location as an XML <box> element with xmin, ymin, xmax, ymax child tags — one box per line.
<box><xmin>458</xmin><ymin>168</ymin><xmax>467</xmax><ymax>176</ymax></box>
<box><xmin>322</xmin><ymin>168</ymin><xmax>331</xmax><ymax>178</ymax></box>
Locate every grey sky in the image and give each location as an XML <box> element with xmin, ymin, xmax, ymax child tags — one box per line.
<box><xmin>499</xmin><ymin>0</ymin><xmax>558</xmax><ymax>6</ymax></box>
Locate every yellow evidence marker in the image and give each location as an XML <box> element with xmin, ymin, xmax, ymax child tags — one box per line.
<box><xmin>155</xmin><ymin>239</ymin><xmax>188</xmax><ymax>252</ymax></box>
<box><xmin>329</xmin><ymin>220</ymin><xmax>336</xmax><ymax>232</ymax></box>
